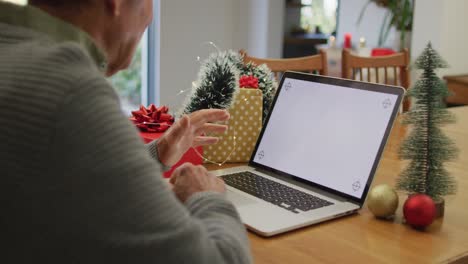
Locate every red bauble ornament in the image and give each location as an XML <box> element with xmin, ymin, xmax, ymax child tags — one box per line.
<box><xmin>403</xmin><ymin>194</ymin><xmax>436</xmax><ymax>228</ymax></box>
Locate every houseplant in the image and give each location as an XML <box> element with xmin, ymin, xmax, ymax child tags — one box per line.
<box><xmin>357</xmin><ymin>0</ymin><xmax>414</xmax><ymax>50</ymax></box>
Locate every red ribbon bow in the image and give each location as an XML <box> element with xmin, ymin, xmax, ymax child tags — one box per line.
<box><xmin>239</xmin><ymin>75</ymin><xmax>259</xmax><ymax>89</ymax></box>
<box><xmin>130</xmin><ymin>104</ymin><xmax>174</xmax><ymax>132</ymax></box>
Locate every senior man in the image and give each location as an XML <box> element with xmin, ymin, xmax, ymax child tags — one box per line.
<box><xmin>0</xmin><ymin>0</ymin><xmax>251</xmax><ymax>263</ymax></box>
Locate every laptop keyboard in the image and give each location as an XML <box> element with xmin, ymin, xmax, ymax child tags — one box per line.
<box><xmin>221</xmin><ymin>171</ymin><xmax>334</xmax><ymax>214</ymax></box>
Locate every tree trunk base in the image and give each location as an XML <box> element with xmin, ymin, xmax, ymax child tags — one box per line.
<box><xmin>435</xmin><ymin>199</ymin><xmax>445</xmax><ymax>218</ymax></box>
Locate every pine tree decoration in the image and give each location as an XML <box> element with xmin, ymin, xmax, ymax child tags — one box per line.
<box><xmin>182</xmin><ymin>50</ymin><xmax>278</xmax><ymax>122</ymax></box>
<box><xmin>397</xmin><ymin>43</ymin><xmax>458</xmax><ymax>201</ymax></box>
<box><xmin>182</xmin><ymin>51</ymin><xmax>240</xmax><ymax>114</ymax></box>
<box><xmin>215</xmin><ymin>51</ymin><xmax>278</xmax><ymax>121</ymax></box>
<box><xmin>239</xmin><ymin>62</ymin><xmax>277</xmax><ymax>120</ymax></box>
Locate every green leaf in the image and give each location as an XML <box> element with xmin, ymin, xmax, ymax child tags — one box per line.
<box><xmin>378</xmin><ymin>11</ymin><xmax>391</xmax><ymax>46</ymax></box>
<box><xmin>356</xmin><ymin>1</ymin><xmax>373</xmax><ymax>26</ymax></box>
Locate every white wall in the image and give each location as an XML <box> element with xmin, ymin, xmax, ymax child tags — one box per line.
<box><xmin>240</xmin><ymin>0</ymin><xmax>270</xmax><ymax>58</ymax></box>
<box><xmin>267</xmin><ymin>0</ymin><xmax>285</xmax><ymax>58</ymax></box>
<box><xmin>411</xmin><ymin>0</ymin><xmax>468</xmax><ymax>77</ymax></box>
<box><xmin>160</xmin><ymin>0</ymin><xmax>237</xmax><ymax>111</ymax></box>
<box><xmin>441</xmin><ymin>0</ymin><xmax>468</xmax><ymax>75</ymax></box>
<box><xmin>337</xmin><ymin>0</ymin><xmax>397</xmax><ymax>49</ymax></box>
<box><xmin>235</xmin><ymin>0</ymin><xmax>284</xmax><ymax>58</ymax></box>
<box><xmin>159</xmin><ymin>0</ymin><xmax>284</xmax><ymax>111</ymax></box>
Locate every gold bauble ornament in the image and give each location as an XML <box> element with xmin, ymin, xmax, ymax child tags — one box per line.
<box><xmin>367</xmin><ymin>184</ymin><xmax>399</xmax><ymax>218</ymax></box>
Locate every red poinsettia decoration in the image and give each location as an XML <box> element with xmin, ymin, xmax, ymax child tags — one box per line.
<box><xmin>239</xmin><ymin>75</ymin><xmax>259</xmax><ymax>89</ymax></box>
<box><xmin>129</xmin><ymin>104</ymin><xmax>174</xmax><ymax>132</ymax></box>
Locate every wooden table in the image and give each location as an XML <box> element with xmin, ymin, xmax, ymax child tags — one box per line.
<box><xmin>207</xmin><ymin>106</ymin><xmax>468</xmax><ymax>263</ymax></box>
<box><xmin>445</xmin><ymin>75</ymin><xmax>468</xmax><ymax>106</ymax></box>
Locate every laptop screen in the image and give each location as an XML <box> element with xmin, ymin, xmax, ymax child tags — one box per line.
<box><xmin>251</xmin><ymin>73</ymin><xmax>402</xmax><ymax>201</ymax></box>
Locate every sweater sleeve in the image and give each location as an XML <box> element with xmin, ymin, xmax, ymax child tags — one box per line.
<box><xmin>50</xmin><ymin>63</ymin><xmax>252</xmax><ymax>263</ymax></box>
<box><xmin>146</xmin><ymin>139</ymin><xmax>171</xmax><ymax>171</ymax></box>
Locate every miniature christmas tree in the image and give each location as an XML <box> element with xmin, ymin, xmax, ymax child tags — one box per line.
<box><xmin>182</xmin><ymin>50</ymin><xmax>277</xmax><ymax>122</ymax></box>
<box><xmin>182</xmin><ymin>51</ymin><xmax>240</xmax><ymax>114</ymax></box>
<box><xmin>239</xmin><ymin>62</ymin><xmax>277</xmax><ymax>120</ymax></box>
<box><xmin>397</xmin><ymin>43</ymin><xmax>458</xmax><ymax>201</ymax></box>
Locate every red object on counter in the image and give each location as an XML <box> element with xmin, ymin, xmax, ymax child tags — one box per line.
<box><xmin>344</xmin><ymin>33</ymin><xmax>352</xmax><ymax>49</ymax></box>
<box><xmin>140</xmin><ymin>132</ymin><xmax>203</xmax><ymax>178</ymax></box>
<box><xmin>403</xmin><ymin>194</ymin><xmax>436</xmax><ymax>229</ymax></box>
<box><xmin>371</xmin><ymin>48</ymin><xmax>396</xmax><ymax>57</ymax></box>
<box><xmin>130</xmin><ymin>104</ymin><xmax>174</xmax><ymax>133</ymax></box>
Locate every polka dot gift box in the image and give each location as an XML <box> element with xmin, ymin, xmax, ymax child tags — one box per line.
<box><xmin>204</xmin><ymin>88</ymin><xmax>263</xmax><ymax>163</ymax></box>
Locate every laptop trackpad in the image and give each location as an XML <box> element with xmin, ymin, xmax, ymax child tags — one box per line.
<box><xmin>226</xmin><ymin>190</ymin><xmax>257</xmax><ymax>207</ymax></box>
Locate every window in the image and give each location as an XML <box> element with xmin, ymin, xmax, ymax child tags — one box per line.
<box><xmin>110</xmin><ymin>0</ymin><xmax>160</xmax><ymax>115</ymax></box>
<box><xmin>284</xmin><ymin>0</ymin><xmax>339</xmax><ymax>57</ymax></box>
<box><xmin>4</xmin><ymin>0</ymin><xmax>27</xmax><ymax>5</ymax></box>
<box><xmin>300</xmin><ymin>0</ymin><xmax>339</xmax><ymax>34</ymax></box>
<box><xmin>110</xmin><ymin>42</ymin><xmax>144</xmax><ymax>114</ymax></box>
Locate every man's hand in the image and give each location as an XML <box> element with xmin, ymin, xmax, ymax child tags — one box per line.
<box><xmin>170</xmin><ymin>163</ymin><xmax>226</xmax><ymax>202</ymax></box>
<box><xmin>157</xmin><ymin>109</ymin><xmax>230</xmax><ymax>167</ymax></box>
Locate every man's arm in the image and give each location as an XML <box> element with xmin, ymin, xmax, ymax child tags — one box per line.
<box><xmin>146</xmin><ymin>140</ymin><xmax>171</xmax><ymax>171</ymax></box>
<box><xmin>50</xmin><ymin>70</ymin><xmax>251</xmax><ymax>263</ymax></box>
<box><xmin>146</xmin><ymin>109</ymin><xmax>229</xmax><ymax>168</ymax></box>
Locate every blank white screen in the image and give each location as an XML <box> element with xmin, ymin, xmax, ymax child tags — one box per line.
<box><xmin>253</xmin><ymin>78</ymin><xmax>398</xmax><ymax>198</ymax></box>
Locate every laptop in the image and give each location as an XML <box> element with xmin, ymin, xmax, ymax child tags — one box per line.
<box><xmin>212</xmin><ymin>71</ymin><xmax>405</xmax><ymax>237</ymax></box>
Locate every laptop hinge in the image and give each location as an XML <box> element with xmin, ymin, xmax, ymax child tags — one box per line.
<box><xmin>252</xmin><ymin>167</ymin><xmax>355</xmax><ymax>204</ymax></box>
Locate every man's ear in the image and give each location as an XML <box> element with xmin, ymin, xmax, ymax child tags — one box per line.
<box><xmin>105</xmin><ymin>0</ymin><xmax>123</xmax><ymax>17</ymax></box>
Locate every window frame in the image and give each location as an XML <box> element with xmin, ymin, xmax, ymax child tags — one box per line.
<box><xmin>143</xmin><ymin>0</ymin><xmax>161</xmax><ymax>106</ymax></box>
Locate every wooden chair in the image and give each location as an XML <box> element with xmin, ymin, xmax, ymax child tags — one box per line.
<box><xmin>240</xmin><ymin>49</ymin><xmax>328</xmax><ymax>80</ymax></box>
<box><xmin>342</xmin><ymin>48</ymin><xmax>411</xmax><ymax>111</ymax></box>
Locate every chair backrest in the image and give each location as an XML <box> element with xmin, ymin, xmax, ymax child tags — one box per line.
<box><xmin>240</xmin><ymin>49</ymin><xmax>328</xmax><ymax>80</ymax></box>
<box><xmin>342</xmin><ymin>48</ymin><xmax>410</xmax><ymax>111</ymax></box>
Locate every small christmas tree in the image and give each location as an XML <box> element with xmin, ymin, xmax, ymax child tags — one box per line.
<box><xmin>182</xmin><ymin>50</ymin><xmax>277</xmax><ymax>122</ymax></box>
<box><xmin>397</xmin><ymin>43</ymin><xmax>458</xmax><ymax>201</ymax></box>
<box><xmin>182</xmin><ymin>51</ymin><xmax>240</xmax><ymax>114</ymax></box>
<box><xmin>240</xmin><ymin>62</ymin><xmax>277</xmax><ymax>120</ymax></box>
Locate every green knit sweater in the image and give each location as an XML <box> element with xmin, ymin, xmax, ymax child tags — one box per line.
<box><xmin>0</xmin><ymin>2</ymin><xmax>251</xmax><ymax>263</ymax></box>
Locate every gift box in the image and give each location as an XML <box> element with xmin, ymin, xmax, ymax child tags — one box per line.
<box><xmin>204</xmin><ymin>88</ymin><xmax>263</xmax><ymax>163</ymax></box>
<box><xmin>141</xmin><ymin>132</ymin><xmax>203</xmax><ymax>178</ymax></box>
<box><xmin>130</xmin><ymin>104</ymin><xmax>203</xmax><ymax>178</ymax></box>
